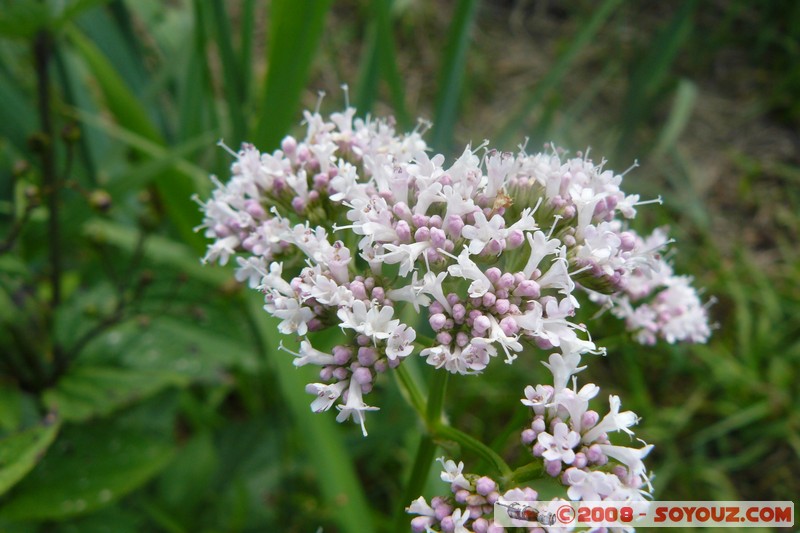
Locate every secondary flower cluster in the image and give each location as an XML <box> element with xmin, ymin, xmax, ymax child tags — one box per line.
<box><xmin>407</xmin><ymin>353</ymin><xmax>652</xmax><ymax>532</ymax></box>
<box><xmin>196</xmin><ymin>103</ymin><xmax>710</xmax><ymax>435</ymax></box>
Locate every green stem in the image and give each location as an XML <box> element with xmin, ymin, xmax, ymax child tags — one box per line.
<box><xmin>392</xmin><ymin>433</ymin><xmax>437</xmax><ymax>533</ymax></box>
<box><xmin>426</xmin><ymin>369</ymin><xmax>448</xmax><ymax>425</ymax></box>
<box><xmin>34</xmin><ymin>30</ymin><xmax>60</xmax><ymax>309</ymax></box>
<box><xmin>502</xmin><ymin>461</ymin><xmax>544</xmax><ymax>486</ymax></box>
<box><xmin>434</xmin><ymin>423</ymin><xmax>512</xmax><ymax>478</ymax></box>
<box><xmin>393</xmin><ymin>363</ymin><xmax>426</xmax><ymax>420</ymax></box>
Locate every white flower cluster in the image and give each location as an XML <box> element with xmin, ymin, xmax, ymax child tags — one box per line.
<box><xmin>407</xmin><ymin>355</ymin><xmax>652</xmax><ymax>532</ymax></box>
<box><xmin>196</xmin><ymin>104</ymin><xmax>710</xmax><ymax>435</ymax></box>
<box><xmin>521</xmin><ymin>352</ymin><xmax>653</xmax><ymax>500</ymax></box>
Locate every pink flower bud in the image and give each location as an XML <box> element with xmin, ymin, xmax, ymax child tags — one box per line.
<box><xmin>430</xmin><ymin>313</ymin><xmax>447</xmax><ymax>331</ymax></box>
<box><xmin>506</xmin><ymin>228</ymin><xmax>525</xmax><ymax>248</ymax></box>
<box><xmin>473</xmin><ymin>315</ymin><xmax>491</xmax><ymax>334</ymax></box>
<box><xmin>486</xmin><ymin>267</ymin><xmax>502</xmax><ymax>284</ymax></box>
<box><xmin>495</xmin><ymin>299</ymin><xmax>511</xmax><ymax>315</ymax></box>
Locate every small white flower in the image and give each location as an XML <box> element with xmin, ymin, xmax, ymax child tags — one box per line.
<box><xmin>461</xmin><ymin>211</ymin><xmax>506</xmax><ymax>255</ymax></box>
<box><xmin>270</xmin><ymin>296</ymin><xmax>315</xmax><ymax>336</ymax></box>
<box><xmin>564</xmin><ymin>468</ymin><xmax>620</xmax><ymax>501</ymax></box>
<box><xmin>538</xmin><ymin>422</ymin><xmax>580</xmax><ymax>465</ymax></box>
<box><xmin>437</xmin><ymin>457</ymin><xmax>472</xmax><ymax>490</ymax></box>
<box><xmin>386</xmin><ymin>324</ymin><xmax>416</xmax><ymax>360</ymax></box>
<box><xmin>582</xmin><ymin>395</ymin><xmax>639</xmax><ymax>444</ymax></box>
<box><xmin>446</xmin><ymin>247</ymin><xmax>492</xmax><ymax>298</ymax></box>
<box><xmin>305</xmin><ymin>380</ymin><xmax>348</xmax><ymax>412</ymax></box>
<box><xmin>335</xmin><ymin>379</ymin><xmax>379</xmax><ymax>436</ymax></box>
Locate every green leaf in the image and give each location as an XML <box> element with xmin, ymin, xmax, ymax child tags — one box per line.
<box><xmin>209</xmin><ymin>0</ymin><xmax>246</xmax><ymax>143</ymax></box>
<box><xmin>80</xmin><ymin>317</ymin><xmax>258</xmax><ymax>380</ymax></box>
<box><xmin>42</xmin><ymin>366</ymin><xmax>188</xmax><ymax>423</ymax></box>
<box><xmin>0</xmin><ymin>419</ymin><xmax>175</xmax><ymax>522</ymax></box>
<box><xmin>82</xmin><ymin>218</ymin><xmax>227</xmax><ymax>287</ymax></box>
<box><xmin>0</xmin><ymin>420</ymin><xmax>61</xmax><ymax>497</ymax></box>
<box><xmin>254</xmin><ymin>0</ymin><xmax>332</xmax><ymax>149</ymax></box>
<box><xmin>0</xmin><ymin>65</ymin><xmax>37</xmax><ymax>154</ymax></box>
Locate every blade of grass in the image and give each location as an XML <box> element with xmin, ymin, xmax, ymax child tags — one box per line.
<box><xmin>253</xmin><ymin>0</ymin><xmax>332</xmax><ymax>150</ymax></box>
<box><xmin>209</xmin><ymin>0</ymin><xmax>246</xmax><ymax>144</ymax></box>
<box><xmin>617</xmin><ymin>0</ymin><xmax>696</xmax><ymax>154</ymax></box>
<box><xmin>652</xmin><ymin>78</ymin><xmax>697</xmax><ymax>158</ymax></box>
<box><xmin>496</xmin><ymin>0</ymin><xmax>623</xmax><ymax>147</ymax></box>
<box><xmin>375</xmin><ymin>0</ymin><xmax>410</xmax><ymax>129</ymax></box>
<box><xmin>245</xmin><ymin>293</ymin><xmax>375</xmax><ymax>533</ymax></box>
<box><xmin>68</xmin><ymin>108</ymin><xmax>209</xmax><ymax>194</ymax></box>
<box><xmin>430</xmin><ymin>0</ymin><xmax>478</xmax><ymax>152</ymax></box>
<box><xmin>354</xmin><ymin>6</ymin><xmax>381</xmax><ymax>116</ymax></box>
<box><xmin>239</xmin><ymin>0</ymin><xmax>256</xmax><ymax>102</ymax></box>
<box><xmin>177</xmin><ymin>1</ymin><xmax>213</xmax><ymax>145</ymax></box>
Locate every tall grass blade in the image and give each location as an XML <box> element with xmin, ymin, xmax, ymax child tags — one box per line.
<box><xmin>617</xmin><ymin>0</ymin><xmax>696</xmax><ymax>153</ymax></box>
<box><xmin>430</xmin><ymin>0</ymin><xmax>478</xmax><ymax>152</ymax></box>
<box><xmin>653</xmin><ymin>78</ymin><xmax>697</xmax><ymax>158</ymax></box>
<box><xmin>210</xmin><ymin>0</ymin><xmax>246</xmax><ymax>144</ymax></box>
<box><xmin>254</xmin><ymin>0</ymin><xmax>332</xmax><ymax>150</ymax></box>
<box><xmin>496</xmin><ymin>0</ymin><xmax>623</xmax><ymax>146</ymax></box>
<box><xmin>355</xmin><ymin>8</ymin><xmax>381</xmax><ymax>116</ymax></box>
<box><xmin>245</xmin><ymin>294</ymin><xmax>375</xmax><ymax>533</ymax></box>
<box><xmin>375</xmin><ymin>0</ymin><xmax>410</xmax><ymax>129</ymax></box>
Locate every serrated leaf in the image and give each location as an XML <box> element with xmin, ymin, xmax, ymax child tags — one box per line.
<box><xmin>0</xmin><ymin>420</ymin><xmax>175</xmax><ymax>522</ymax></box>
<box><xmin>0</xmin><ymin>420</ymin><xmax>61</xmax><ymax>497</ymax></box>
<box><xmin>42</xmin><ymin>366</ymin><xmax>188</xmax><ymax>423</ymax></box>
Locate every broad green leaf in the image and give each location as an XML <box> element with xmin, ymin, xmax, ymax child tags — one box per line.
<box><xmin>51</xmin><ymin>505</ymin><xmax>142</xmax><ymax>533</ymax></box>
<box><xmin>42</xmin><ymin>366</ymin><xmax>188</xmax><ymax>423</ymax></box>
<box><xmin>0</xmin><ymin>420</ymin><xmax>60</xmax><ymax>497</ymax></box>
<box><xmin>0</xmin><ymin>382</ymin><xmax>23</xmax><ymax>431</ymax></box>
<box><xmin>0</xmin><ymin>419</ymin><xmax>175</xmax><ymax>522</ymax></box>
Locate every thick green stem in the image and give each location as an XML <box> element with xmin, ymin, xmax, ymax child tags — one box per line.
<box><xmin>502</xmin><ymin>461</ymin><xmax>544</xmax><ymax>486</ymax></box>
<box><xmin>434</xmin><ymin>423</ymin><xmax>513</xmax><ymax>479</ymax></box>
<box><xmin>34</xmin><ymin>30</ymin><xmax>60</xmax><ymax>309</ymax></box>
<box><xmin>393</xmin><ymin>433</ymin><xmax>437</xmax><ymax>533</ymax></box>
<box><xmin>426</xmin><ymin>368</ymin><xmax>448</xmax><ymax>426</ymax></box>
<box><xmin>394</xmin><ymin>363</ymin><xmax>426</xmax><ymax>420</ymax></box>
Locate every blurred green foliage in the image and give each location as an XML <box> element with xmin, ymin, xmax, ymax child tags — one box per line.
<box><xmin>0</xmin><ymin>0</ymin><xmax>797</xmax><ymax>531</ymax></box>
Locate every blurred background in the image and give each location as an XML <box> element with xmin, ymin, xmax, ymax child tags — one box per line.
<box><xmin>0</xmin><ymin>0</ymin><xmax>798</xmax><ymax>531</ymax></box>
